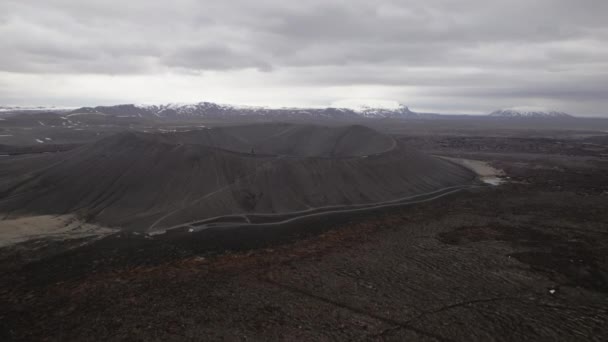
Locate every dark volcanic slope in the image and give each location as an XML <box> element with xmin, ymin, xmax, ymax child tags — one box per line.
<box><xmin>0</xmin><ymin>124</ymin><xmax>475</xmax><ymax>231</ymax></box>
<box><xmin>165</xmin><ymin>123</ymin><xmax>395</xmax><ymax>157</ymax></box>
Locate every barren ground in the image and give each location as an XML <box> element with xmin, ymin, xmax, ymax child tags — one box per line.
<box><xmin>1</xmin><ymin>128</ymin><xmax>608</xmax><ymax>341</ymax></box>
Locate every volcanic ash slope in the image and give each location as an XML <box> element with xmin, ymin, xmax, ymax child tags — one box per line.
<box><xmin>0</xmin><ymin>124</ymin><xmax>475</xmax><ymax>231</ymax></box>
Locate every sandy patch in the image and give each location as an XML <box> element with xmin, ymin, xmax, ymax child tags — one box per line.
<box><xmin>439</xmin><ymin>156</ymin><xmax>506</xmax><ymax>185</ymax></box>
<box><xmin>0</xmin><ymin>214</ymin><xmax>117</xmax><ymax>247</ymax></box>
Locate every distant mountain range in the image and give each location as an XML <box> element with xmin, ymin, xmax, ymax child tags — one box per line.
<box><xmin>489</xmin><ymin>108</ymin><xmax>573</xmax><ymax>118</ymax></box>
<box><xmin>1</xmin><ymin>102</ymin><xmax>577</xmax><ymax>120</ymax></box>
<box><xmin>65</xmin><ymin>102</ymin><xmax>420</xmax><ymax>120</ymax></box>
<box><xmin>0</xmin><ymin>105</ymin><xmax>73</xmax><ymax>113</ymax></box>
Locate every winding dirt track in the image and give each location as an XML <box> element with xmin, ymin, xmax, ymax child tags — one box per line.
<box><xmin>157</xmin><ymin>184</ymin><xmax>485</xmax><ymax>234</ymax></box>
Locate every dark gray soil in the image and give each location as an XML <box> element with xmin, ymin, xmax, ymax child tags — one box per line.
<box><xmin>0</xmin><ymin>124</ymin><xmax>474</xmax><ymax>231</ymax></box>
<box><xmin>1</xmin><ymin>122</ymin><xmax>608</xmax><ymax>341</ymax></box>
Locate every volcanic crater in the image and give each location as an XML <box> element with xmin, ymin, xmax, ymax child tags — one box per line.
<box><xmin>0</xmin><ymin>123</ymin><xmax>476</xmax><ymax>231</ymax></box>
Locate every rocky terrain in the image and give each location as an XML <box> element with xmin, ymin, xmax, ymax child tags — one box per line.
<box><xmin>0</xmin><ymin>117</ymin><xmax>607</xmax><ymax>341</ymax></box>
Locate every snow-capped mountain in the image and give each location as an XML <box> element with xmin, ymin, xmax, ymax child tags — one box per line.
<box><xmin>356</xmin><ymin>105</ymin><xmax>417</xmax><ymax>118</ymax></box>
<box><xmin>68</xmin><ymin>101</ymin><xmax>420</xmax><ymax>120</ymax></box>
<box><xmin>0</xmin><ymin>105</ymin><xmax>74</xmax><ymax>113</ymax></box>
<box><xmin>330</xmin><ymin>99</ymin><xmax>418</xmax><ymax>118</ymax></box>
<box><xmin>489</xmin><ymin>107</ymin><xmax>573</xmax><ymax>118</ymax></box>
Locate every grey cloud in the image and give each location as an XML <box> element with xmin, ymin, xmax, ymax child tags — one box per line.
<box><xmin>3</xmin><ymin>0</ymin><xmax>607</xmax><ymax>72</ymax></box>
<box><xmin>440</xmin><ymin>86</ymin><xmax>608</xmax><ymax>102</ymax></box>
<box><xmin>161</xmin><ymin>44</ymin><xmax>273</xmax><ymax>71</ymax></box>
<box><xmin>0</xmin><ymin>0</ymin><xmax>607</xmax><ymax>115</ymax></box>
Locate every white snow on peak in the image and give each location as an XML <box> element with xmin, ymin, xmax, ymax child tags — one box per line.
<box><xmin>490</xmin><ymin>107</ymin><xmax>572</xmax><ymax>118</ymax></box>
<box><xmin>0</xmin><ymin>105</ymin><xmax>75</xmax><ymax>112</ymax></box>
<box><xmin>137</xmin><ymin>101</ymin><xmax>269</xmax><ymax>111</ymax></box>
<box><xmin>329</xmin><ymin>99</ymin><xmax>416</xmax><ymax>118</ymax></box>
<box><xmin>71</xmin><ymin>100</ymin><xmax>421</xmax><ymax>119</ymax></box>
<box><xmin>226</xmin><ymin>103</ymin><xmax>270</xmax><ymax>111</ymax></box>
<box><xmin>330</xmin><ymin>99</ymin><xmax>403</xmax><ymax>112</ymax></box>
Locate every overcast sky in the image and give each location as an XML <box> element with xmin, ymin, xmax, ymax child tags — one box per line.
<box><xmin>1</xmin><ymin>0</ymin><xmax>607</xmax><ymax>115</ymax></box>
